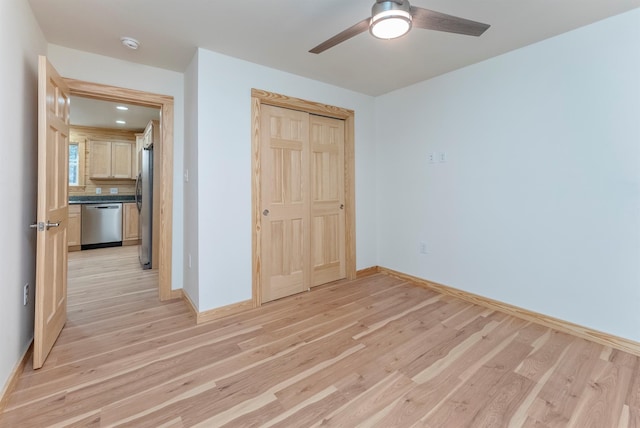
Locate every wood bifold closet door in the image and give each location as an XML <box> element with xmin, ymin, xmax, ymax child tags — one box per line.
<box><xmin>260</xmin><ymin>105</ymin><xmax>346</xmax><ymax>303</ymax></box>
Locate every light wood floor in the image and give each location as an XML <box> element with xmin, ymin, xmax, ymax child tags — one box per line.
<box><xmin>1</xmin><ymin>246</ymin><xmax>638</xmax><ymax>427</ymax></box>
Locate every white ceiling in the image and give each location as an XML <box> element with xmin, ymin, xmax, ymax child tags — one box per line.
<box><xmin>29</xmin><ymin>0</ymin><xmax>640</xmax><ymax>96</ymax></box>
<box><xmin>70</xmin><ymin>97</ymin><xmax>159</xmax><ymax>131</ymax></box>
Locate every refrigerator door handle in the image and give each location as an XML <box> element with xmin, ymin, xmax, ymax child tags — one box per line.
<box><xmin>135</xmin><ymin>172</ymin><xmax>142</xmax><ymax>213</ymax></box>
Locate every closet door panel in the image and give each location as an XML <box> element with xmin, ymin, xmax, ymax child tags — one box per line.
<box><xmin>310</xmin><ymin>115</ymin><xmax>346</xmax><ymax>286</ymax></box>
<box><xmin>260</xmin><ymin>105</ymin><xmax>310</xmax><ymax>302</ymax></box>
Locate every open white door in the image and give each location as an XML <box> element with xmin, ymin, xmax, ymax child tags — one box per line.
<box><xmin>32</xmin><ymin>56</ymin><xmax>70</xmax><ymax>369</ymax></box>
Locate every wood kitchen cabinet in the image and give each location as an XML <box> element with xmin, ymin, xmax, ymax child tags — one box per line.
<box><xmin>89</xmin><ymin>140</ymin><xmax>135</xmax><ymax>179</ymax></box>
<box><xmin>142</xmin><ymin>120</ymin><xmax>159</xmax><ymax>149</ymax></box>
<box><xmin>122</xmin><ymin>202</ymin><xmax>140</xmax><ymax>244</ymax></box>
<box><xmin>68</xmin><ymin>205</ymin><xmax>81</xmax><ymax>251</ymax></box>
<box><xmin>133</xmin><ymin>133</ymin><xmax>143</xmax><ymax>179</ymax></box>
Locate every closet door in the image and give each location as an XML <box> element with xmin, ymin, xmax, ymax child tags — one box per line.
<box><xmin>310</xmin><ymin>115</ymin><xmax>346</xmax><ymax>286</ymax></box>
<box><xmin>260</xmin><ymin>105</ymin><xmax>311</xmax><ymax>302</ymax></box>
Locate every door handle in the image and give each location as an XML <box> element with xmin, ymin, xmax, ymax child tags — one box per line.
<box><xmin>29</xmin><ymin>221</ymin><xmax>60</xmax><ymax>231</ymax></box>
<box><xmin>263</xmin><ymin>209</ymin><xmax>270</xmax><ymax>216</ymax></box>
<box><xmin>339</xmin><ymin>204</ymin><xmax>344</xmax><ymax>210</ymax></box>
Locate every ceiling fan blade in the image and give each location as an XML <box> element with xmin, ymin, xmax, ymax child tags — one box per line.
<box><xmin>410</xmin><ymin>7</ymin><xmax>490</xmax><ymax>37</ymax></box>
<box><xmin>309</xmin><ymin>18</ymin><xmax>370</xmax><ymax>54</ymax></box>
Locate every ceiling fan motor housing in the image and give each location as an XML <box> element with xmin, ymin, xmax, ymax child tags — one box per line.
<box><xmin>370</xmin><ymin>0</ymin><xmax>413</xmax><ymax>39</ymax></box>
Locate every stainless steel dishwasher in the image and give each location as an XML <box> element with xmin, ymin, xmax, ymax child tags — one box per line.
<box><xmin>81</xmin><ymin>203</ymin><xmax>123</xmax><ymax>249</ymax></box>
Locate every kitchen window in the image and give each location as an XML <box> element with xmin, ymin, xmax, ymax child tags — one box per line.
<box><xmin>69</xmin><ymin>143</ymin><xmax>79</xmax><ymax>185</ymax></box>
<box><xmin>69</xmin><ymin>139</ymin><xmax>86</xmax><ymax>189</ymax></box>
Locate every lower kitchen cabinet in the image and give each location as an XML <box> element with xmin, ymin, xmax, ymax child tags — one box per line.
<box><xmin>68</xmin><ymin>205</ymin><xmax>82</xmax><ymax>251</ymax></box>
<box><xmin>123</xmin><ymin>202</ymin><xmax>140</xmax><ymax>244</ymax></box>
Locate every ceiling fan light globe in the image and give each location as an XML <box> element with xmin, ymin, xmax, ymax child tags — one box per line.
<box><xmin>369</xmin><ymin>1</ymin><xmax>412</xmax><ymax>40</ymax></box>
<box><xmin>370</xmin><ymin>13</ymin><xmax>412</xmax><ymax>39</ymax></box>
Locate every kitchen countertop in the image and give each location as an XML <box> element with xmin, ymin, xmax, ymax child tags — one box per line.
<box><xmin>69</xmin><ymin>195</ymin><xmax>136</xmax><ymax>205</ymax></box>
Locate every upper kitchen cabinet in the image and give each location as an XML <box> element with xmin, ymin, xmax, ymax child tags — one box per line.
<box><xmin>69</xmin><ymin>96</ymin><xmax>159</xmax><ymax>183</ymax></box>
<box><xmin>134</xmin><ymin>133</ymin><xmax>144</xmax><ymax>178</ymax></box>
<box><xmin>89</xmin><ymin>140</ymin><xmax>135</xmax><ymax>179</ymax></box>
<box><xmin>143</xmin><ymin>120</ymin><xmax>159</xmax><ymax>149</ymax></box>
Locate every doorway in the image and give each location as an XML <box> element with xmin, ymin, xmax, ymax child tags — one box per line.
<box><xmin>251</xmin><ymin>89</ymin><xmax>357</xmax><ymax>305</ymax></box>
<box><xmin>65</xmin><ymin>78</ymin><xmax>176</xmax><ymax>301</ymax></box>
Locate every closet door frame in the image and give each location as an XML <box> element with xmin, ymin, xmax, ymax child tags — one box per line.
<box><xmin>251</xmin><ymin>89</ymin><xmax>356</xmax><ymax>307</ymax></box>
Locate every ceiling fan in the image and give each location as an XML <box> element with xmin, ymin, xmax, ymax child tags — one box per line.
<box><xmin>309</xmin><ymin>0</ymin><xmax>490</xmax><ymax>54</ymax></box>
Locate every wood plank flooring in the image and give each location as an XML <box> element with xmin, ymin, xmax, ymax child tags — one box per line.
<box><xmin>1</xmin><ymin>245</ymin><xmax>638</xmax><ymax>427</ymax></box>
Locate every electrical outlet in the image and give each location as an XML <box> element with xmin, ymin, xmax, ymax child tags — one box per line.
<box><xmin>110</xmin><ymin>188</ymin><xmax>118</xmax><ymax>194</ymax></box>
<box><xmin>95</xmin><ymin>187</ymin><xmax>102</xmax><ymax>194</ymax></box>
<box><xmin>23</xmin><ymin>283</ymin><xmax>29</xmax><ymax>306</ymax></box>
<box><xmin>419</xmin><ymin>242</ymin><xmax>428</xmax><ymax>254</ymax></box>
<box><xmin>427</xmin><ymin>152</ymin><xmax>436</xmax><ymax>164</ymax></box>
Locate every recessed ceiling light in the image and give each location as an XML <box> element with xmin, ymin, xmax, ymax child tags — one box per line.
<box><xmin>120</xmin><ymin>37</ymin><xmax>140</xmax><ymax>50</ymax></box>
<box><xmin>116</xmin><ymin>106</ymin><xmax>129</xmax><ymax>111</ymax></box>
<box><xmin>116</xmin><ymin>120</ymin><xmax>126</xmax><ymax>125</ymax></box>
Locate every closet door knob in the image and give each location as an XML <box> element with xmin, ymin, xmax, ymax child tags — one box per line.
<box><xmin>263</xmin><ymin>209</ymin><xmax>270</xmax><ymax>216</ymax></box>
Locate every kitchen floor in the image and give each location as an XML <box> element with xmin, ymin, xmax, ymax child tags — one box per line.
<box><xmin>66</xmin><ymin>245</ymin><xmax>157</xmax><ymax>307</ymax></box>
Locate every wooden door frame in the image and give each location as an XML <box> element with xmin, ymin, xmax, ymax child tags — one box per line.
<box><xmin>64</xmin><ymin>78</ymin><xmax>176</xmax><ymax>301</ymax></box>
<box><xmin>251</xmin><ymin>88</ymin><xmax>356</xmax><ymax>307</ymax></box>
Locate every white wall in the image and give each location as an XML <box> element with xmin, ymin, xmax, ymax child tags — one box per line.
<box><xmin>183</xmin><ymin>52</ymin><xmax>199</xmax><ymax>306</ymax></box>
<box><xmin>192</xmin><ymin>48</ymin><xmax>377</xmax><ymax>311</ymax></box>
<box><xmin>375</xmin><ymin>9</ymin><xmax>640</xmax><ymax>341</ymax></box>
<box><xmin>47</xmin><ymin>45</ymin><xmax>185</xmax><ymax>291</ymax></box>
<box><xmin>0</xmin><ymin>0</ymin><xmax>47</xmax><ymax>395</ymax></box>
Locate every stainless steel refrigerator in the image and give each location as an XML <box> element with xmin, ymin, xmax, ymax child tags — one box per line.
<box><xmin>135</xmin><ymin>146</ymin><xmax>153</xmax><ymax>269</ymax></box>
